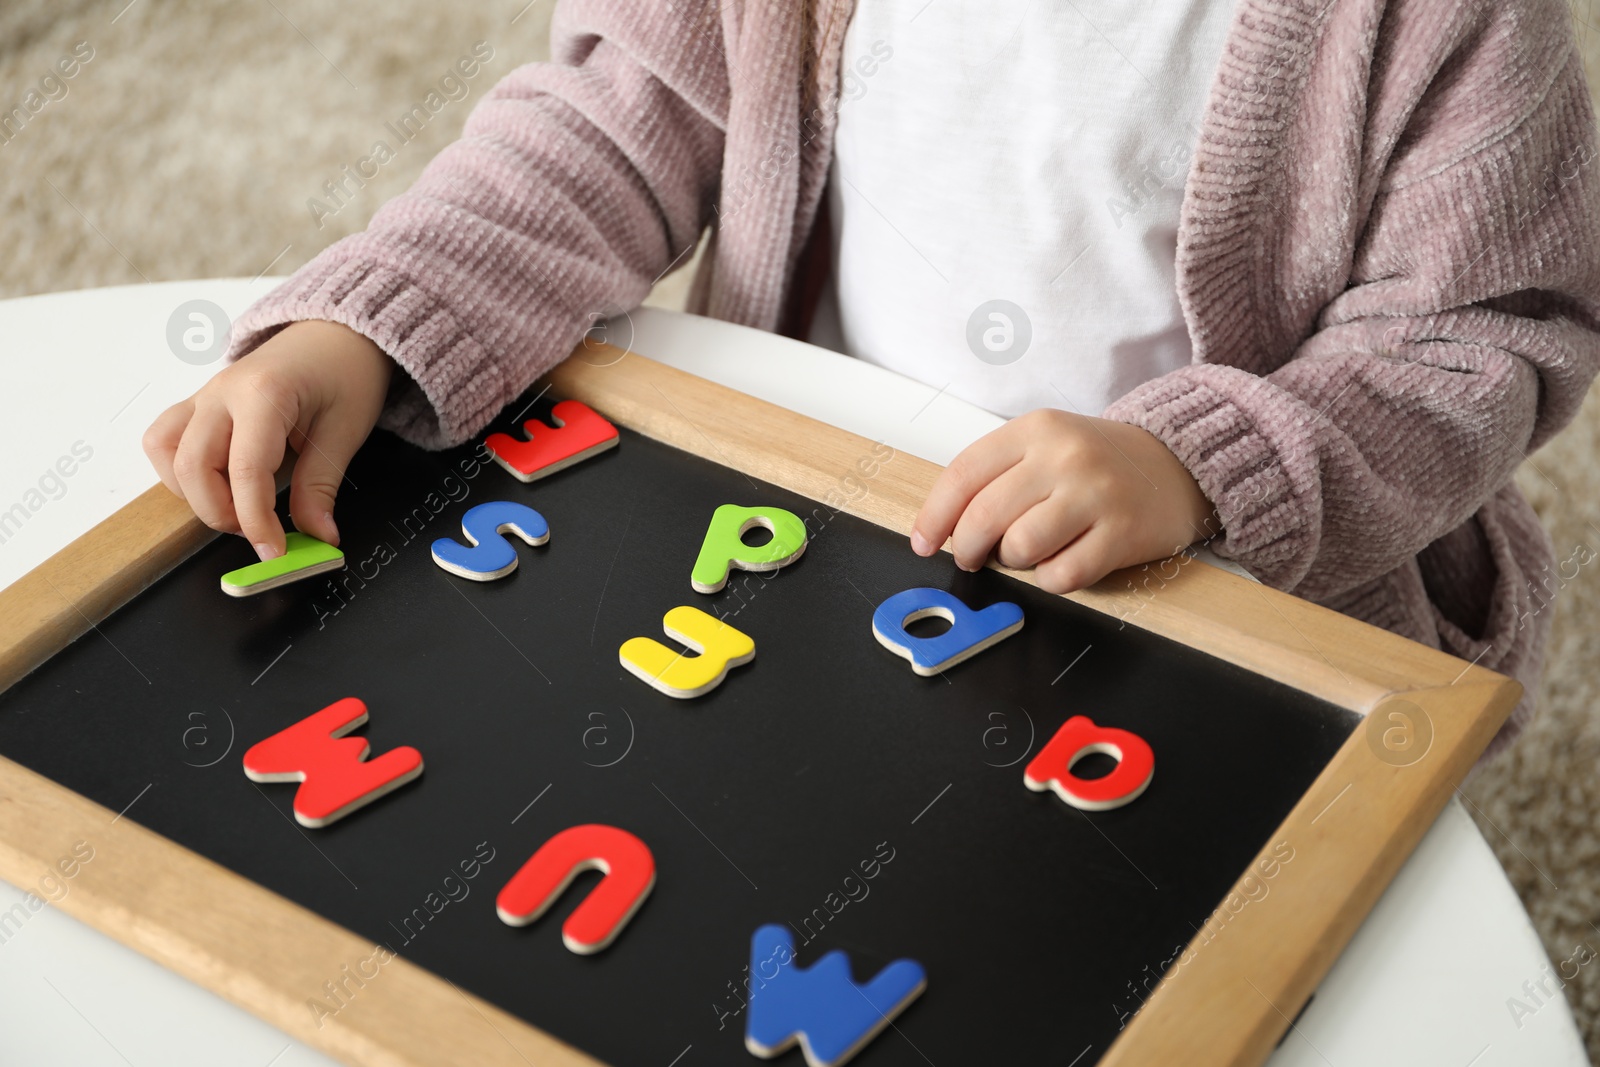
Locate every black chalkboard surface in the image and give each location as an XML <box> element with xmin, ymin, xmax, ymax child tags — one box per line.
<box><xmin>0</xmin><ymin>393</ymin><xmax>1357</xmax><ymax>1066</ymax></box>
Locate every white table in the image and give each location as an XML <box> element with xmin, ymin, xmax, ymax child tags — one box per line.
<box><xmin>0</xmin><ymin>280</ymin><xmax>1584</xmax><ymax>1066</ymax></box>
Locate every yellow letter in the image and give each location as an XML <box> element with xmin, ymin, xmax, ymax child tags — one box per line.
<box><xmin>620</xmin><ymin>606</ymin><xmax>755</xmax><ymax>698</ymax></box>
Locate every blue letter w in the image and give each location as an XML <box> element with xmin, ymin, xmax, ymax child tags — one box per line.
<box><xmin>745</xmin><ymin>924</ymin><xmax>926</xmax><ymax>1067</ymax></box>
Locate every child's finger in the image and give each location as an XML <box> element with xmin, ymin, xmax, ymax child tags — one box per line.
<box><xmin>996</xmin><ymin>491</ymin><xmax>1095</xmax><ymax>571</ymax></box>
<box><xmin>946</xmin><ymin>463</ymin><xmax>1048</xmax><ymax>571</ymax></box>
<box><xmin>142</xmin><ymin>400</ymin><xmax>194</xmax><ymax>500</ymax></box>
<box><xmin>228</xmin><ymin>396</ymin><xmax>291</xmax><ymax>560</ymax></box>
<box><xmin>1033</xmin><ymin>523</ymin><xmax>1121</xmax><ymax>595</ymax></box>
<box><xmin>287</xmin><ymin>419</ymin><xmax>366</xmax><ymax>548</ymax></box>
<box><xmin>912</xmin><ymin>426</ymin><xmax>1025</xmax><ymax>555</ymax></box>
<box><xmin>171</xmin><ymin>406</ymin><xmax>241</xmax><ymax>535</ymax></box>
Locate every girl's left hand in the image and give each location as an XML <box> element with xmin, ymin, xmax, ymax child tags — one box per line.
<box><xmin>910</xmin><ymin>407</ymin><xmax>1219</xmax><ymax>594</ymax></box>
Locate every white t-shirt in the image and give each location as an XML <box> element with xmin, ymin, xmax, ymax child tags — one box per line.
<box><xmin>809</xmin><ymin>0</ymin><xmax>1237</xmax><ymax>418</ymax></box>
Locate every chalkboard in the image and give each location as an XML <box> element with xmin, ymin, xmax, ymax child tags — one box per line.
<box><xmin>0</xmin><ymin>387</ymin><xmax>1357</xmax><ymax>1066</ymax></box>
<box><xmin>0</xmin><ymin>349</ymin><xmax>1519</xmax><ymax>1067</ymax></box>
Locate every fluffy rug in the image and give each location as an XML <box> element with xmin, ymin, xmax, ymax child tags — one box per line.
<box><xmin>1</xmin><ymin>0</ymin><xmax>1596</xmax><ymax>1057</ymax></box>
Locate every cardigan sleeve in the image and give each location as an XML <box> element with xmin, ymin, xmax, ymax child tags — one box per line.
<box><xmin>1103</xmin><ymin>15</ymin><xmax>1600</xmax><ymax>605</ymax></box>
<box><xmin>223</xmin><ymin>0</ymin><xmax>729</xmax><ymax>450</ymax></box>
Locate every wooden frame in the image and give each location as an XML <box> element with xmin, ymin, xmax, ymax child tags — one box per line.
<box><xmin>0</xmin><ymin>342</ymin><xmax>1518</xmax><ymax>1067</ymax></box>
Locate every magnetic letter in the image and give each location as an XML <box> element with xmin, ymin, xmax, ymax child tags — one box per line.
<box><xmin>692</xmin><ymin>504</ymin><xmax>808</xmax><ymax>593</ymax></box>
<box><xmin>431</xmin><ymin>501</ymin><xmax>549</xmax><ymax>580</ymax></box>
<box><xmin>242</xmin><ymin>698</ymin><xmax>423</xmax><ymax>827</ymax></box>
<box><xmin>495</xmin><ymin>824</ymin><xmax>655</xmax><ymax>954</ymax></box>
<box><xmin>484</xmin><ymin>399</ymin><xmax>619</xmax><ymax>482</ymax></box>
<box><xmin>619</xmin><ymin>605</ymin><xmax>755</xmax><ymax>698</ymax></box>
<box><xmin>1023</xmin><ymin>715</ymin><xmax>1154</xmax><ymax>810</ymax></box>
<box><xmin>221</xmin><ymin>532</ymin><xmax>344</xmax><ymax>597</ymax></box>
<box><xmin>745</xmin><ymin>924</ymin><xmax>926</xmax><ymax>1067</ymax></box>
<box><xmin>871</xmin><ymin>587</ymin><xmax>1023</xmax><ymax>675</ymax></box>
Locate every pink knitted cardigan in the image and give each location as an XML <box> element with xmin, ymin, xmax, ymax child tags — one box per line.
<box><xmin>229</xmin><ymin>0</ymin><xmax>1600</xmax><ymax>757</ymax></box>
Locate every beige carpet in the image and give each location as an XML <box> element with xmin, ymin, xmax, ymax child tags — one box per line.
<box><xmin>2</xmin><ymin>0</ymin><xmax>1598</xmax><ymax>1057</ymax></box>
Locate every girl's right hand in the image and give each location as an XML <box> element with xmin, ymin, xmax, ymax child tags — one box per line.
<box><xmin>143</xmin><ymin>319</ymin><xmax>394</xmax><ymax>561</ymax></box>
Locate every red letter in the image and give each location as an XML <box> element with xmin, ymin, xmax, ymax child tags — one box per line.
<box><xmin>1023</xmin><ymin>715</ymin><xmax>1153</xmax><ymax>810</ymax></box>
<box><xmin>496</xmin><ymin>824</ymin><xmax>655</xmax><ymax>954</ymax></box>
<box><xmin>484</xmin><ymin>400</ymin><xmax>619</xmax><ymax>482</ymax></box>
<box><xmin>242</xmin><ymin>698</ymin><xmax>423</xmax><ymax>827</ymax></box>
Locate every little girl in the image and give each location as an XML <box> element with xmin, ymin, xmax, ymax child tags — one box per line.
<box><xmin>143</xmin><ymin>0</ymin><xmax>1600</xmax><ymax>757</ymax></box>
